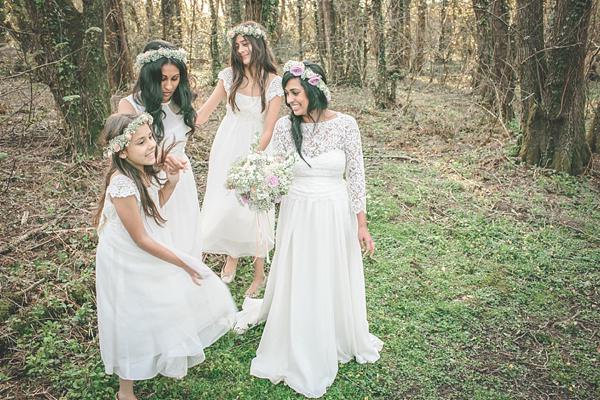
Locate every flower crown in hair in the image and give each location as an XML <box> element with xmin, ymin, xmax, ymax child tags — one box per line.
<box><xmin>227</xmin><ymin>24</ymin><xmax>268</xmax><ymax>42</ymax></box>
<box><xmin>134</xmin><ymin>47</ymin><xmax>187</xmax><ymax>69</ymax></box>
<box><xmin>105</xmin><ymin>113</ymin><xmax>154</xmax><ymax>158</ymax></box>
<box><xmin>283</xmin><ymin>61</ymin><xmax>331</xmax><ymax>102</ymax></box>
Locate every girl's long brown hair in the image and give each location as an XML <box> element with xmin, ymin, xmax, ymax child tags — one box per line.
<box><xmin>227</xmin><ymin>21</ymin><xmax>278</xmax><ymax>113</ymax></box>
<box><xmin>92</xmin><ymin>114</ymin><xmax>176</xmax><ymax>228</ymax></box>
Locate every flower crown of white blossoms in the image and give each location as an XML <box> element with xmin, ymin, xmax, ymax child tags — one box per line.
<box><xmin>227</xmin><ymin>24</ymin><xmax>268</xmax><ymax>42</ymax></box>
<box><xmin>283</xmin><ymin>60</ymin><xmax>331</xmax><ymax>102</ymax></box>
<box><xmin>134</xmin><ymin>47</ymin><xmax>188</xmax><ymax>69</ymax></box>
<box><xmin>105</xmin><ymin>113</ymin><xmax>154</xmax><ymax>158</ymax></box>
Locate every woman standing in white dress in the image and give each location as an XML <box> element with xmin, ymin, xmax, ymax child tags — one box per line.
<box><xmin>119</xmin><ymin>40</ymin><xmax>203</xmax><ymax>258</ymax></box>
<box><xmin>236</xmin><ymin>61</ymin><xmax>382</xmax><ymax>398</ymax></box>
<box><xmin>195</xmin><ymin>22</ymin><xmax>283</xmax><ymax>296</ymax></box>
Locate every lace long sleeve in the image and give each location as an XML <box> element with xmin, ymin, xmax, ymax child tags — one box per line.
<box><xmin>272</xmin><ymin>117</ymin><xmax>293</xmax><ymax>153</ymax></box>
<box><xmin>343</xmin><ymin>116</ymin><xmax>367</xmax><ymax>214</ymax></box>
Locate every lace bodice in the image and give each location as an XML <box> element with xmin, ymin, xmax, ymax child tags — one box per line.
<box><xmin>97</xmin><ymin>174</ymin><xmax>141</xmax><ymax>234</ymax></box>
<box><xmin>273</xmin><ymin>114</ymin><xmax>367</xmax><ymax>214</ymax></box>
<box><xmin>218</xmin><ymin>68</ymin><xmax>283</xmax><ymax>124</ymax></box>
<box><xmin>124</xmin><ymin>94</ymin><xmax>190</xmax><ymax>157</ymax></box>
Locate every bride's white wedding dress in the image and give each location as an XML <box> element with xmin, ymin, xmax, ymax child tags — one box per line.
<box><xmin>236</xmin><ymin>113</ymin><xmax>383</xmax><ymax>398</ymax></box>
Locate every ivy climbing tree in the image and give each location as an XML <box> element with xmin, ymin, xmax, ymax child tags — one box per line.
<box><xmin>3</xmin><ymin>0</ymin><xmax>112</xmax><ymax>156</ymax></box>
<box><xmin>516</xmin><ymin>0</ymin><xmax>593</xmax><ymax>174</ymax></box>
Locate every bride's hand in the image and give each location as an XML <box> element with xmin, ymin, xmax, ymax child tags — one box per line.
<box><xmin>358</xmin><ymin>226</ymin><xmax>375</xmax><ymax>258</ymax></box>
<box><xmin>164</xmin><ymin>154</ymin><xmax>188</xmax><ymax>173</ymax></box>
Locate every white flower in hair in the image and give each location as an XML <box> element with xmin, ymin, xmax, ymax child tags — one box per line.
<box><xmin>134</xmin><ymin>47</ymin><xmax>188</xmax><ymax>69</ymax></box>
<box><xmin>227</xmin><ymin>24</ymin><xmax>268</xmax><ymax>42</ymax></box>
<box><xmin>104</xmin><ymin>113</ymin><xmax>154</xmax><ymax>158</ymax></box>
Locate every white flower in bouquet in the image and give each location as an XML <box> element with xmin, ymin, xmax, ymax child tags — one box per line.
<box><xmin>225</xmin><ymin>133</ymin><xmax>296</xmax><ymax>213</ymax></box>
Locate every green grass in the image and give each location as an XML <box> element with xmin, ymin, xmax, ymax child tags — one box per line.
<box><xmin>1</xmin><ymin>83</ymin><xmax>599</xmax><ymax>399</ymax></box>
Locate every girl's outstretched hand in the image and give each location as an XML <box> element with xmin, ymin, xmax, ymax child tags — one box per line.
<box><xmin>358</xmin><ymin>226</ymin><xmax>376</xmax><ymax>258</ymax></box>
<box><xmin>183</xmin><ymin>264</ymin><xmax>203</xmax><ymax>286</ymax></box>
<box><xmin>165</xmin><ymin>165</ymin><xmax>180</xmax><ymax>185</ymax></box>
<box><xmin>164</xmin><ymin>154</ymin><xmax>188</xmax><ymax>174</ymax></box>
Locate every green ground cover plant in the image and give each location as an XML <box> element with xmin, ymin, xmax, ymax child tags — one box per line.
<box><xmin>1</xmin><ymin>79</ymin><xmax>599</xmax><ymax>399</ymax></box>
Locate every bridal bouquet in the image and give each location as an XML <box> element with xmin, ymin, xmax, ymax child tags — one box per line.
<box><xmin>225</xmin><ymin>133</ymin><xmax>296</xmax><ymax>213</ymax></box>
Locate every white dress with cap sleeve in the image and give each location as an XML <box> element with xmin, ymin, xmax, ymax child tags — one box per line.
<box><xmin>123</xmin><ymin>94</ymin><xmax>203</xmax><ymax>258</ymax></box>
<box><xmin>199</xmin><ymin>68</ymin><xmax>284</xmax><ymax>258</ymax></box>
<box><xmin>95</xmin><ymin>174</ymin><xmax>236</xmax><ymax>380</ymax></box>
<box><xmin>234</xmin><ymin>114</ymin><xmax>383</xmax><ymax>398</ymax></box>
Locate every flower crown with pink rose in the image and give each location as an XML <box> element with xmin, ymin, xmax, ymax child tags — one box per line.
<box><xmin>227</xmin><ymin>24</ymin><xmax>268</xmax><ymax>42</ymax></box>
<box><xmin>283</xmin><ymin>61</ymin><xmax>331</xmax><ymax>102</ymax></box>
<box><xmin>105</xmin><ymin>113</ymin><xmax>154</xmax><ymax>158</ymax></box>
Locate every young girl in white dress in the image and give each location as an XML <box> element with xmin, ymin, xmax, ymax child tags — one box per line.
<box><xmin>93</xmin><ymin>113</ymin><xmax>236</xmax><ymax>400</ymax></box>
<box><xmin>235</xmin><ymin>61</ymin><xmax>382</xmax><ymax>398</ymax></box>
<box><xmin>118</xmin><ymin>40</ymin><xmax>203</xmax><ymax>258</ymax></box>
<box><xmin>195</xmin><ymin>21</ymin><xmax>284</xmax><ymax>296</ymax></box>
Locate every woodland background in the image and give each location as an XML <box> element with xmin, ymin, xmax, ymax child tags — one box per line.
<box><xmin>0</xmin><ymin>0</ymin><xmax>599</xmax><ymax>398</ymax></box>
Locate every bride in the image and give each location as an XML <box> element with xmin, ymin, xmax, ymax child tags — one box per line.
<box><xmin>237</xmin><ymin>60</ymin><xmax>382</xmax><ymax>398</ymax></box>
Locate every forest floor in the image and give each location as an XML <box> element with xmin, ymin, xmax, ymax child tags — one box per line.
<box><xmin>1</xmin><ymin>59</ymin><xmax>599</xmax><ymax>399</ymax></box>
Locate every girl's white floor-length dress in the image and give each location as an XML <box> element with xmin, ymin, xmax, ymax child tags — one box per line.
<box><xmin>235</xmin><ymin>114</ymin><xmax>383</xmax><ymax>398</ymax></box>
<box><xmin>200</xmin><ymin>68</ymin><xmax>283</xmax><ymax>258</ymax></box>
<box><xmin>124</xmin><ymin>94</ymin><xmax>203</xmax><ymax>258</ymax></box>
<box><xmin>96</xmin><ymin>174</ymin><xmax>237</xmax><ymax>380</ymax></box>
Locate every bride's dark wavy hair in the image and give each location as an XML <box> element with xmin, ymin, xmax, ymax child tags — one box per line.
<box><xmin>92</xmin><ymin>113</ymin><xmax>177</xmax><ymax>228</ymax></box>
<box><xmin>282</xmin><ymin>61</ymin><xmax>329</xmax><ymax>166</ymax></box>
<box><xmin>130</xmin><ymin>40</ymin><xmax>197</xmax><ymax>143</ymax></box>
<box><xmin>228</xmin><ymin>21</ymin><xmax>278</xmax><ymax>113</ymax></box>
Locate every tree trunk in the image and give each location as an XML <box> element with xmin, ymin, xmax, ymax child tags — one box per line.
<box><xmin>372</xmin><ymin>0</ymin><xmax>392</xmax><ymax>108</ymax></box>
<box><xmin>262</xmin><ymin>0</ymin><xmax>279</xmax><ymax>35</ymax></box>
<box><xmin>277</xmin><ymin>0</ymin><xmax>286</xmax><ymax>39</ymax></box>
<box><xmin>162</xmin><ymin>0</ymin><xmax>181</xmax><ymax>43</ymax></box>
<box><xmin>402</xmin><ymin>0</ymin><xmax>411</xmax><ymax>66</ymax></box>
<box><xmin>5</xmin><ymin>0</ymin><xmax>111</xmax><ymax>155</ymax></box>
<box><xmin>518</xmin><ymin>0</ymin><xmax>592</xmax><ymax>174</ymax></box>
<box><xmin>588</xmin><ymin>104</ymin><xmax>600</xmax><ymax>153</ymax></box>
<box><xmin>105</xmin><ymin>0</ymin><xmax>134</xmax><ymax>92</ymax></box>
<box><xmin>0</xmin><ymin>0</ymin><xmax>7</xmax><ymax>42</ymax></box>
<box><xmin>472</xmin><ymin>0</ymin><xmax>492</xmax><ymax>96</ymax></box>
<box><xmin>437</xmin><ymin>0</ymin><xmax>449</xmax><ymax>62</ymax></box>
<box><xmin>413</xmin><ymin>0</ymin><xmax>427</xmax><ymax>73</ymax></box>
<box><xmin>209</xmin><ymin>0</ymin><xmax>221</xmax><ymax>85</ymax></box>
<box><xmin>146</xmin><ymin>0</ymin><xmax>157</xmax><ymax>39</ymax></box>
<box><xmin>314</xmin><ymin>0</ymin><xmax>326</xmax><ymax>68</ymax></box>
<box><xmin>297</xmin><ymin>0</ymin><xmax>303</xmax><ymax>59</ymax></box>
<box><xmin>245</xmin><ymin>0</ymin><xmax>262</xmax><ymax>22</ymax></box>
<box><xmin>490</xmin><ymin>0</ymin><xmax>514</xmax><ymax>121</ymax></box>
<box><xmin>345</xmin><ymin>0</ymin><xmax>366</xmax><ymax>86</ymax></box>
<box><xmin>389</xmin><ymin>0</ymin><xmax>405</xmax><ymax>69</ymax></box>
<box><xmin>318</xmin><ymin>0</ymin><xmax>334</xmax><ymax>78</ymax></box>
<box><xmin>189</xmin><ymin>0</ymin><xmax>197</xmax><ymax>68</ymax></box>
<box><xmin>515</xmin><ymin>0</ymin><xmax>544</xmax><ymax>128</ymax></box>
<box><xmin>231</xmin><ymin>0</ymin><xmax>243</xmax><ymax>25</ymax></box>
